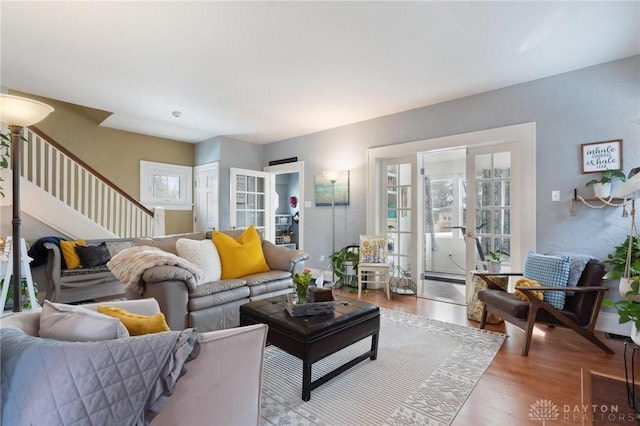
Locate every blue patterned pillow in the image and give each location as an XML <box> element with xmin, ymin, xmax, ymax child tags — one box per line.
<box><xmin>523</xmin><ymin>251</ymin><xmax>571</xmax><ymax>309</ymax></box>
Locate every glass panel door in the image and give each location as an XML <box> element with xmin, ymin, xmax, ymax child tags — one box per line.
<box><xmin>466</xmin><ymin>145</ymin><xmax>515</xmax><ymax>274</ymax></box>
<box><xmin>383</xmin><ymin>158</ymin><xmax>417</xmax><ymax>295</ymax></box>
<box><xmin>230</xmin><ymin>168</ymin><xmax>272</xmax><ymax>240</ymax></box>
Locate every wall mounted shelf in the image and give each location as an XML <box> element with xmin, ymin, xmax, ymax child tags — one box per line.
<box><xmin>570</xmin><ymin>189</ymin><xmax>629</xmax><ymax>216</ymax></box>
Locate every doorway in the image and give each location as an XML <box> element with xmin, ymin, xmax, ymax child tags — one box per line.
<box><xmin>265</xmin><ymin>161</ymin><xmax>305</xmax><ymax>251</ymax></box>
<box><xmin>367</xmin><ymin>123</ymin><xmax>536</xmax><ymax>305</ymax></box>
<box><xmin>420</xmin><ymin>149</ymin><xmax>467</xmax><ymax>304</ymax></box>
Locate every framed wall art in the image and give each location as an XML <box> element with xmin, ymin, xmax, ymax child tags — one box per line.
<box><xmin>581</xmin><ymin>139</ymin><xmax>622</xmax><ymax>173</ymax></box>
<box><xmin>314</xmin><ymin>171</ymin><xmax>350</xmax><ymax>206</ymax></box>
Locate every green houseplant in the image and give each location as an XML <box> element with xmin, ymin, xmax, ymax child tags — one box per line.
<box><xmin>585</xmin><ymin>169</ymin><xmax>627</xmax><ymax>197</ymax></box>
<box><xmin>329</xmin><ymin>245</ymin><xmax>359</xmax><ymax>289</ymax></box>
<box><xmin>1</xmin><ymin>277</ymin><xmax>38</xmax><ymax>311</ymax></box>
<box><xmin>604</xmin><ymin>235</ymin><xmax>640</xmax><ymax>281</ymax></box>
<box><xmin>603</xmin><ymin>276</ymin><xmax>640</xmax><ymax>344</ymax></box>
<box><xmin>487</xmin><ymin>249</ymin><xmax>509</xmax><ymax>273</ymax></box>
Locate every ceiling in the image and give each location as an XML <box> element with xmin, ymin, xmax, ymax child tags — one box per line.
<box><xmin>1</xmin><ymin>1</ymin><xmax>638</xmax><ymax>144</ymax></box>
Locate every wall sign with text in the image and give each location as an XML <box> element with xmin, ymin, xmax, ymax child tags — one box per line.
<box><xmin>581</xmin><ymin>139</ymin><xmax>622</xmax><ymax>173</ymax></box>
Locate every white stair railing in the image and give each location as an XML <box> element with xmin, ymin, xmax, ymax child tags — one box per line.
<box><xmin>18</xmin><ymin>127</ymin><xmax>158</xmax><ymax>238</ymax></box>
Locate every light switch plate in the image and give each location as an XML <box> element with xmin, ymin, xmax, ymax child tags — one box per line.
<box><xmin>551</xmin><ymin>190</ymin><xmax>560</xmax><ymax>201</ymax></box>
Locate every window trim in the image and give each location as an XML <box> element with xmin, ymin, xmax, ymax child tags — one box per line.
<box><xmin>140</xmin><ymin>160</ymin><xmax>193</xmax><ymax>211</ymax></box>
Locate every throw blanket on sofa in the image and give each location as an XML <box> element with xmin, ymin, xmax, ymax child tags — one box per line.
<box><xmin>108</xmin><ymin>246</ymin><xmax>203</xmax><ymax>294</ymax></box>
<box><xmin>1</xmin><ymin>328</ymin><xmax>200</xmax><ymax>426</ymax></box>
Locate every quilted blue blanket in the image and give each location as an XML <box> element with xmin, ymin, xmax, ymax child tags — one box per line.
<box><xmin>1</xmin><ymin>328</ymin><xmax>200</xmax><ymax>426</ymax></box>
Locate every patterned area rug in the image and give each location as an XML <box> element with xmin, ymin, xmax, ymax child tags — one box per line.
<box><xmin>260</xmin><ymin>308</ymin><xmax>505</xmax><ymax>426</ymax></box>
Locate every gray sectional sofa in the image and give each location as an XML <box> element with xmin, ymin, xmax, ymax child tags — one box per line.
<box><xmin>121</xmin><ymin>230</ymin><xmax>308</xmax><ymax>331</ymax></box>
<box><xmin>44</xmin><ymin>230</ymin><xmax>309</xmax><ymax>332</ymax></box>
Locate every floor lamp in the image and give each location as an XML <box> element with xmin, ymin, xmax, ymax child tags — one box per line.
<box><xmin>322</xmin><ymin>170</ymin><xmax>343</xmax><ymax>285</ymax></box>
<box><xmin>0</xmin><ymin>94</ymin><xmax>54</xmax><ymax>312</ymax></box>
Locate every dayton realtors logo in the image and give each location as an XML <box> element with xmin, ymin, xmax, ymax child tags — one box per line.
<box><xmin>528</xmin><ymin>399</ymin><xmax>636</xmax><ymax>424</ymax></box>
<box><xmin>528</xmin><ymin>399</ymin><xmax>559</xmax><ymax>424</ymax></box>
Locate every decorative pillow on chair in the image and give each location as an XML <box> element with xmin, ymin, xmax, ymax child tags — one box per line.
<box><xmin>40</xmin><ymin>300</ymin><xmax>129</xmax><ymax>341</ymax></box>
<box><xmin>59</xmin><ymin>239</ymin><xmax>87</xmax><ymax>270</ymax></box>
<box><xmin>523</xmin><ymin>250</ymin><xmax>571</xmax><ymax>309</ymax></box>
<box><xmin>76</xmin><ymin>242</ymin><xmax>111</xmax><ymax>268</ymax></box>
<box><xmin>176</xmin><ymin>238</ymin><xmax>222</xmax><ymax>284</ymax></box>
<box><xmin>97</xmin><ymin>305</ymin><xmax>170</xmax><ymax>335</ymax></box>
<box><xmin>213</xmin><ymin>225</ymin><xmax>270</xmax><ymax>279</ymax></box>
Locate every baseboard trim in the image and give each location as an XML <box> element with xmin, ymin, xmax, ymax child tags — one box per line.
<box><xmin>596</xmin><ymin>311</ymin><xmax>629</xmax><ymax>336</ymax></box>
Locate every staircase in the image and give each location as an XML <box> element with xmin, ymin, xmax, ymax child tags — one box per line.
<box><xmin>1</xmin><ymin>126</ymin><xmax>164</xmax><ymax>239</ymax></box>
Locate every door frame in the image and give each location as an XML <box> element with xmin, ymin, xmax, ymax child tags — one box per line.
<box><xmin>264</xmin><ymin>161</ymin><xmax>305</xmax><ymax>251</ymax></box>
<box><xmin>367</xmin><ymin>123</ymin><xmax>536</xmax><ymax>297</ymax></box>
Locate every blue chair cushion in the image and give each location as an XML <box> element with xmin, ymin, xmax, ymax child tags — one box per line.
<box><xmin>523</xmin><ymin>250</ymin><xmax>571</xmax><ymax>310</ymax></box>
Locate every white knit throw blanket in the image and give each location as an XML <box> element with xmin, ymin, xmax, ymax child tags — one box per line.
<box><xmin>108</xmin><ymin>246</ymin><xmax>203</xmax><ymax>294</ymax></box>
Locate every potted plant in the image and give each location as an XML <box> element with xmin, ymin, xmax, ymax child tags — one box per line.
<box><xmin>604</xmin><ymin>235</ymin><xmax>640</xmax><ymax>297</ymax></box>
<box><xmin>1</xmin><ymin>277</ymin><xmax>38</xmax><ymax>311</ymax></box>
<box><xmin>603</xmin><ymin>276</ymin><xmax>640</xmax><ymax>345</ymax></box>
<box><xmin>329</xmin><ymin>245</ymin><xmax>359</xmax><ymax>289</ymax></box>
<box><xmin>487</xmin><ymin>249</ymin><xmax>509</xmax><ymax>273</ymax></box>
<box><xmin>585</xmin><ymin>169</ymin><xmax>627</xmax><ymax>197</ymax></box>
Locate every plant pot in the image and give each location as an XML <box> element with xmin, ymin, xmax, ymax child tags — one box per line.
<box><xmin>592</xmin><ymin>182</ymin><xmax>611</xmax><ymax>198</ymax></box>
<box><xmin>632</xmin><ymin>323</ymin><xmax>640</xmax><ymax>346</ymax></box>
<box><xmin>487</xmin><ymin>261</ymin><xmax>502</xmax><ymax>273</ymax></box>
<box><xmin>619</xmin><ymin>277</ymin><xmax>640</xmax><ymax>301</ymax></box>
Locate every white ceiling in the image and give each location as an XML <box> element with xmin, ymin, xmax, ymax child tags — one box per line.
<box><xmin>1</xmin><ymin>1</ymin><xmax>638</xmax><ymax>144</ymax></box>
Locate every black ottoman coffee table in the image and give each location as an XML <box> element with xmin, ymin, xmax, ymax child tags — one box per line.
<box><xmin>240</xmin><ymin>295</ymin><xmax>380</xmax><ymax>401</ymax></box>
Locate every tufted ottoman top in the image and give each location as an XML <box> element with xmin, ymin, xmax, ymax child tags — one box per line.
<box><xmin>240</xmin><ymin>295</ymin><xmax>379</xmax><ymax>340</ymax></box>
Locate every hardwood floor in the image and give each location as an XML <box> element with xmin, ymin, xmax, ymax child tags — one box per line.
<box><xmin>335</xmin><ymin>288</ymin><xmax>632</xmax><ymax>425</ymax></box>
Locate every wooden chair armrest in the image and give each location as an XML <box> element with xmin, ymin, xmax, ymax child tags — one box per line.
<box><xmin>516</xmin><ymin>286</ymin><xmax>608</xmax><ymax>293</ymax></box>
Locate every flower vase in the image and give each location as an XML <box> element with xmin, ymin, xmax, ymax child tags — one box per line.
<box><xmin>296</xmin><ymin>289</ymin><xmax>308</xmax><ymax>304</ymax></box>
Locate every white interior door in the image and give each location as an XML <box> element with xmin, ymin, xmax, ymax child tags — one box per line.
<box><xmin>381</xmin><ymin>156</ymin><xmax>419</xmax><ymax>294</ymax></box>
<box><xmin>193</xmin><ymin>162</ymin><xmax>219</xmax><ymax>232</ymax></box>
<box><xmin>465</xmin><ymin>142</ymin><xmax>522</xmax><ymax>299</ymax></box>
<box><xmin>230</xmin><ymin>167</ymin><xmax>273</xmax><ymax>241</ymax></box>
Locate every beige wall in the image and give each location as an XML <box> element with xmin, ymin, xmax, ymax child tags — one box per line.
<box><xmin>13</xmin><ymin>91</ymin><xmax>195</xmax><ymax>235</ymax></box>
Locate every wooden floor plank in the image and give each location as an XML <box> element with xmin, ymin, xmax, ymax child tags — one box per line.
<box><xmin>335</xmin><ymin>288</ymin><xmax>631</xmax><ymax>425</ymax></box>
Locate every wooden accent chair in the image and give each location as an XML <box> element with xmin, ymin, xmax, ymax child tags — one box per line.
<box><xmin>477</xmin><ymin>259</ymin><xmax>615</xmax><ymax>356</ymax></box>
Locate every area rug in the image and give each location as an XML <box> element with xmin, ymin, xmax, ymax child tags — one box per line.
<box><xmin>260</xmin><ymin>308</ymin><xmax>505</xmax><ymax>426</ymax></box>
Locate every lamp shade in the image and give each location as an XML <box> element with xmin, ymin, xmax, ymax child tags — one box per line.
<box><xmin>615</xmin><ymin>172</ymin><xmax>640</xmax><ymax>198</ymax></box>
<box><xmin>0</xmin><ymin>94</ymin><xmax>54</xmax><ymax>127</ymax></box>
<box><xmin>322</xmin><ymin>170</ymin><xmax>343</xmax><ymax>182</ymax></box>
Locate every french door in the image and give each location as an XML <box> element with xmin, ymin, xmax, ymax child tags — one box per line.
<box><xmin>230</xmin><ymin>168</ymin><xmax>273</xmax><ymax>241</ymax></box>
<box><xmin>465</xmin><ymin>142</ymin><xmax>522</xmax><ymax>280</ymax></box>
<box><xmin>381</xmin><ymin>156</ymin><xmax>418</xmax><ymax>294</ymax></box>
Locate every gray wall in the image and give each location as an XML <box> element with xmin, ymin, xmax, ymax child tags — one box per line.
<box><xmin>262</xmin><ymin>55</ymin><xmax>640</xmax><ymax>285</ymax></box>
<box><xmin>196</xmin><ymin>135</ymin><xmax>263</xmax><ymax>230</ymax></box>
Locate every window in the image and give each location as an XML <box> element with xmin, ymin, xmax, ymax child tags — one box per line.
<box><xmin>140</xmin><ymin>160</ymin><xmax>192</xmax><ymax>210</ymax></box>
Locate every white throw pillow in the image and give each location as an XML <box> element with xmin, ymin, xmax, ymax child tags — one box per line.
<box><xmin>39</xmin><ymin>300</ymin><xmax>129</xmax><ymax>341</ymax></box>
<box><xmin>176</xmin><ymin>238</ymin><xmax>222</xmax><ymax>284</ymax></box>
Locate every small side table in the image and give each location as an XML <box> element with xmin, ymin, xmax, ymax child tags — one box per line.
<box><xmin>357</xmin><ymin>263</ymin><xmax>391</xmax><ymax>299</ymax></box>
<box><xmin>0</xmin><ymin>237</ymin><xmax>39</xmax><ymax>311</ymax></box>
<box><xmin>624</xmin><ymin>340</ymin><xmax>640</xmax><ymax>417</ymax></box>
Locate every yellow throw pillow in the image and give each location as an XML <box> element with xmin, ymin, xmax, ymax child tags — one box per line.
<box><xmin>213</xmin><ymin>225</ymin><xmax>271</xmax><ymax>279</ymax></box>
<box><xmin>513</xmin><ymin>278</ymin><xmax>544</xmax><ymax>301</ymax></box>
<box><xmin>97</xmin><ymin>305</ymin><xmax>170</xmax><ymax>336</ymax></box>
<box><xmin>60</xmin><ymin>239</ymin><xmax>87</xmax><ymax>270</ymax></box>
